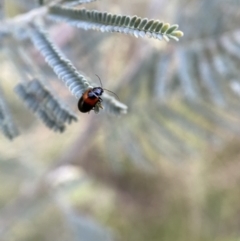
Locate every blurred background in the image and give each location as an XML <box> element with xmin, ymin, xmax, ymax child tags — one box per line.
<box><xmin>1</xmin><ymin>0</ymin><xmax>240</xmax><ymax>240</ymax></box>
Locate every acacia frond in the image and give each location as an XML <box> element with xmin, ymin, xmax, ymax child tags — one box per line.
<box><xmin>28</xmin><ymin>24</ymin><xmax>128</xmax><ymax>115</ymax></box>
<box><xmin>37</xmin><ymin>110</ymin><xmax>65</xmax><ymax>132</ymax></box>
<box><xmin>15</xmin><ymin>79</ymin><xmax>77</xmax><ymax>132</ymax></box>
<box><xmin>0</xmin><ymin>87</ymin><xmax>19</xmax><ymax>140</ymax></box>
<box><xmin>48</xmin><ymin>5</ymin><xmax>183</xmax><ymax>42</ymax></box>
<box><xmin>28</xmin><ymin>25</ymin><xmax>91</xmax><ymax>99</ymax></box>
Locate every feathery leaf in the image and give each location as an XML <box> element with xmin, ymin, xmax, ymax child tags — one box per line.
<box><xmin>15</xmin><ymin>79</ymin><xmax>77</xmax><ymax>132</ymax></box>
<box><xmin>48</xmin><ymin>5</ymin><xmax>184</xmax><ymax>42</ymax></box>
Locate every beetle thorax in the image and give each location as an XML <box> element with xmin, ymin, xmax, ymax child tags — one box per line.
<box><xmin>88</xmin><ymin>87</ymin><xmax>104</xmax><ymax>98</ymax></box>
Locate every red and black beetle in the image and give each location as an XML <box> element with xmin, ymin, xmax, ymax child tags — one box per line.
<box><xmin>77</xmin><ymin>75</ymin><xmax>119</xmax><ymax>113</ymax></box>
<box><xmin>78</xmin><ymin>86</ymin><xmax>104</xmax><ymax>113</ymax></box>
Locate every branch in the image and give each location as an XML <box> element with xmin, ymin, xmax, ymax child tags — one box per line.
<box><xmin>60</xmin><ymin>0</ymin><xmax>97</xmax><ymax>7</ymax></box>
<box><xmin>6</xmin><ymin>6</ymin><xmax>47</xmax><ymax>26</ymax></box>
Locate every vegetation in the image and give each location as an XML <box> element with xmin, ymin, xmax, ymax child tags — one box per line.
<box><xmin>0</xmin><ymin>0</ymin><xmax>240</xmax><ymax>240</ymax></box>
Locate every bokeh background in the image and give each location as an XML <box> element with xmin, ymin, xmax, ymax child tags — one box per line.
<box><xmin>1</xmin><ymin>0</ymin><xmax>240</xmax><ymax>240</ymax></box>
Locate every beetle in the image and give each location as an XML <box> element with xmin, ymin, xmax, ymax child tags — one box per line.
<box><xmin>78</xmin><ymin>75</ymin><xmax>119</xmax><ymax>113</ymax></box>
<box><xmin>78</xmin><ymin>86</ymin><xmax>104</xmax><ymax>113</ymax></box>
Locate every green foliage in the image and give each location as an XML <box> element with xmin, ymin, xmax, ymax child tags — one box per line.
<box><xmin>0</xmin><ymin>0</ymin><xmax>182</xmax><ymax>137</ymax></box>
<box><xmin>1</xmin><ymin>0</ymin><xmax>240</xmax><ymax>241</ymax></box>
<box><xmin>29</xmin><ymin>23</ymin><xmax>128</xmax><ymax>115</ymax></box>
<box><xmin>15</xmin><ymin>79</ymin><xmax>77</xmax><ymax>132</ymax></box>
<box><xmin>49</xmin><ymin>5</ymin><xmax>183</xmax><ymax>41</ymax></box>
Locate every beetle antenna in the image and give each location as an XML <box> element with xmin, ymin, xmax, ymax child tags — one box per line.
<box><xmin>103</xmin><ymin>89</ymin><xmax>120</xmax><ymax>100</ymax></box>
<box><xmin>95</xmin><ymin>74</ymin><xmax>120</xmax><ymax>100</ymax></box>
<box><xmin>95</xmin><ymin>74</ymin><xmax>103</xmax><ymax>88</ymax></box>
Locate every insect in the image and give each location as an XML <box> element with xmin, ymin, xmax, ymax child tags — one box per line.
<box><xmin>78</xmin><ymin>75</ymin><xmax>118</xmax><ymax>113</ymax></box>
